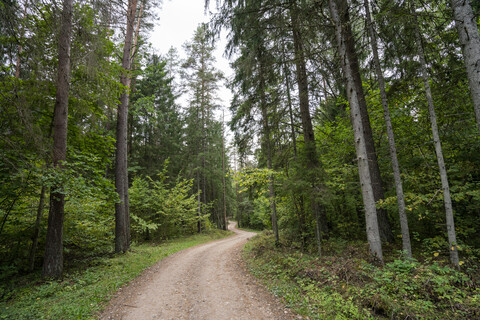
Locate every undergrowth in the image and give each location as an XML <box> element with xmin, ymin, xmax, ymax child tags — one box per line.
<box><xmin>0</xmin><ymin>230</ymin><xmax>231</xmax><ymax>320</ymax></box>
<box><xmin>243</xmin><ymin>232</ymin><xmax>480</xmax><ymax>320</ymax></box>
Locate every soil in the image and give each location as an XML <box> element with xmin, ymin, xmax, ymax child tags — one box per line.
<box><xmin>99</xmin><ymin>222</ymin><xmax>297</xmax><ymax>320</ymax></box>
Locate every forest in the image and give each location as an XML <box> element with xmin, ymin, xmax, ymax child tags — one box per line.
<box><xmin>1</xmin><ymin>0</ymin><xmax>480</xmax><ymax>318</ymax></box>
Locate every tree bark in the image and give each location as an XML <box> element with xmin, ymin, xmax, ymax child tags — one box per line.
<box><xmin>335</xmin><ymin>0</ymin><xmax>394</xmax><ymax>243</ymax></box>
<box><xmin>364</xmin><ymin>0</ymin><xmax>412</xmax><ymax>257</ymax></box>
<box><xmin>412</xmin><ymin>9</ymin><xmax>459</xmax><ymax>267</ymax></box>
<box><xmin>329</xmin><ymin>0</ymin><xmax>383</xmax><ymax>262</ymax></box>
<box><xmin>42</xmin><ymin>0</ymin><xmax>73</xmax><ymax>278</ymax></box>
<box><xmin>451</xmin><ymin>0</ymin><xmax>480</xmax><ymax>134</ymax></box>
<box><xmin>289</xmin><ymin>0</ymin><xmax>325</xmax><ymax>256</ymax></box>
<box><xmin>124</xmin><ymin>0</ymin><xmax>144</xmax><ymax>249</ymax></box>
<box><xmin>115</xmin><ymin>0</ymin><xmax>137</xmax><ymax>253</ymax></box>
<box><xmin>29</xmin><ymin>185</ymin><xmax>46</xmax><ymax>271</ymax></box>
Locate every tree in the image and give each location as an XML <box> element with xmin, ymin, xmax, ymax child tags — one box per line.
<box><xmin>363</xmin><ymin>0</ymin><xmax>412</xmax><ymax>257</ymax></box>
<box><xmin>258</xmin><ymin>48</ymin><xmax>279</xmax><ymax>243</ymax></box>
<box><xmin>130</xmin><ymin>54</ymin><xmax>182</xmax><ymax>178</ymax></box>
<box><xmin>288</xmin><ymin>0</ymin><xmax>325</xmax><ymax>255</ymax></box>
<box><xmin>412</xmin><ymin>4</ymin><xmax>459</xmax><ymax>267</ymax></box>
<box><xmin>328</xmin><ymin>0</ymin><xmax>383</xmax><ymax>262</ymax></box>
<box><xmin>42</xmin><ymin>0</ymin><xmax>74</xmax><ymax>278</ymax></box>
<box><xmin>451</xmin><ymin>0</ymin><xmax>480</xmax><ymax>134</ymax></box>
<box><xmin>222</xmin><ymin>111</ymin><xmax>228</xmax><ymax>230</ymax></box>
<box><xmin>115</xmin><ymin>0</ymin><xmax>138</xmax><ymax>253</ymax></box>
<box><xmin>182</xmin><ymin>24</ymin><xmax>226</xmax><ymax>230</ymax></box>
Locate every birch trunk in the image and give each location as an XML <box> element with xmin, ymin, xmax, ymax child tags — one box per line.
<box><xmin>413</xmin><ymin>10</ymin><xmax>459</xmax><ymax>267</ymax></box>
<box><xmin>329</xmin><ymin>0</ymin><xmax>383</xmax><ymax>262</ymax></box>
<box><xmin>364</xmin><ymin>0</ymin><xmax>412</xmax><ymax>257</ymax></box>
<box><xmin>42</xmin><ymin>0</ymin><xmax>73</xmax><ymax>278</ymax></box>
<box><xmin>451</xmin><ymin>0</ymin><xmax>480</xmax><ymax>134</ymax></box>
<box><xmin>115</xmin><ymin>0</ymin><xmax>137</xmax><ymax>253</ymax></box>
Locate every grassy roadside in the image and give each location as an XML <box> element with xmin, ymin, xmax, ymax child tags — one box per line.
<box><xmin>0</xmin><ymin>230</ymin><xmax>232</xmax><ymax>320</ymax></box>
<box><xmin>243</xmin><ymin>232</ymin><xmax>480</xmax><ymax>320</ymax></box>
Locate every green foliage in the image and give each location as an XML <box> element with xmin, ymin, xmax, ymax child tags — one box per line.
<box><xmin>0</xmin><ymin>148</ymin><xmax>117</xmax><ymax>268</ymax></box>
<box><xmin>358</xmin><ymin>259</ymin><xmax>479</xmax><ymax>318</ymax></box>
<box><xmin>0</xmin><ymin>230</ymin><xmax>232</xmax><ymax>320</ymax></box>
<box><xmin>244</xmin><ymin>232</ymin><xmax>480</xmax><ymax>319</ymax></box>
<box><xmin>0</xmin><ymin>0</ymin><xmax>121</xmax><ymax>272</ymax></box>
<box><xmin>244</xmin><ymin>233</ymin><xmax>372</xmax><ymax>319</ymax></box>
<box><xmin>181</xmin><ymin>23</ymin><xmax>234</xmax><ymax>230</ymax></box>
<box><xmin>234</xmin><ymin>168</ymin><xmax>280</xmax><ymax>193</ymax></box>
<box><xmin>129</xmin><ymin>162</ymin><xmax>209</xmax><ymax>240</ymax></box>
<box><xmin>129</xmin><ymin>54</ymin><xmax>182</xmax><ymax>178</ymax></box>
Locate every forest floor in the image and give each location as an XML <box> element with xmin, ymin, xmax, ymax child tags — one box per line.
<box><xmin>243</xmin><ymin>232</ymin><xmax>480</xmax><ymax>319</ymax></box>
<box><xmin>99</xmin><ymin>222</ymin><xmax>297</xmax><ymax>320</ymax></box>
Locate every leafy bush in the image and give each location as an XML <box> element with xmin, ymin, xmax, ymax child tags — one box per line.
<box><xmin>129</xmin><ymin>163</ymin><xmax>210</xmax><ymax>240</ymax></box>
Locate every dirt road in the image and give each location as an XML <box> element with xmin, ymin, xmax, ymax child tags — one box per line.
<box><xmin>100</xmin><ymin>222</ymin><xmax>296</xmax><ymax>320</ymax></box>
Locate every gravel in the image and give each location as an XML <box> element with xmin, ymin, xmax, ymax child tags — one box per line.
<box><xmin>99</xmin><ymin>222</ymin><xmax>296</xmax><ymax>320</ymax></box>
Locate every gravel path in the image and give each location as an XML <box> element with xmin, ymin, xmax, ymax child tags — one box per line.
<box><xmin>99</xmin><ymin>222</ymin><xmax>296</xmax><ymax>320</ymax></box>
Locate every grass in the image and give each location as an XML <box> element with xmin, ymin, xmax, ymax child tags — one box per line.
<box><xmin>0</xmin><ymin>229</ymin><xmax>232</xmax><ymax>320</ymax></box>
<box><xmin>243</xmin><ymin>231</ymin><xmax>480</xmax><ymax>320</ymax></box>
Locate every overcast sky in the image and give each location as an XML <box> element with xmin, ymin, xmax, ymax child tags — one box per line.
<box><xmin>149</xmin><ymin>0</ymin><xmax>233</xmax><ymax>114</ymax></box>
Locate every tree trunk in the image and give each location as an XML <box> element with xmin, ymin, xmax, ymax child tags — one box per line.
<box><xmin>197</xmin><ymin>170</ymin><xmax>202</xmax><ymax>233</ymax></box>
<box><xmin>130</xmin><ymin>1</ymin><xmax>144</xmax><ymax>64</ymax></box>
<box><xmin>222</xmin><ymin>112</ymin><xmax>228</xmax><ymax>231</ymax></box>
<box><xmin>258</xmin><ymin>54</ymin><xmax>279</xmax><ymax>243</ymax></box>
<box><xmin>335</xmin><ymin>0</ymin><xmax>394</xmax><ymax>243</ymax></box>
<box><xmin>115</xmin><ymin>0</ymin><xmax>137</xmax><ymax>253</ymax></box>
<box><xmin>412</xmin><ymin>10</ymin><xmax>459</xmax><ymax>267</ymax></box>
<box><xmin>123</xmin><ymin>0</ymin><xmax>145</xmax><ymax>246</ymax></box>
<box><xmin>42</xmin><ymin>0</ymin><xmax>73</xmax><ymax>278</ymax></box>
<box><xmin>283</xmin><ymin>56</ymin><xmax>307</xmax><ymax>249</ymax></box>
<box><xmin>329</xmin><ymin>0</ymin><xmax>383</xmax><ymax>262</ymax></box>
<box><xmin>364</xmin><ymin>0</ymin><xmax>412</xmax><ymax>257</ymax></box>
<box><xmin>283</xmin><ymin>56</ymin><xmax>298</xmax><ymax>158</ymax></box>
<box><xmin>289</xmin><ymin>0</ymin><xmax>325</xmax><ymax>256</ymax></box>
<box><xmin>451</xmin><ymin>0</ymin><xmax>480</xmax><ymax>134</ymax></box>
<box><xmin>234</xmin><ymin>149</ymin><xmax>240</xmax><ymax>228</ymax></box>
<box><xmin>29</xmin><ymin>185</ymin><xmax>46</xmax><ymax>271</ymax></box>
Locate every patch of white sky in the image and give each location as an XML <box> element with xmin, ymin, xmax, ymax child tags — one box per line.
<box><xmin>148</xmin><ymin>0</ymin><xmax>234</xmax><ymax>135</ymax></box>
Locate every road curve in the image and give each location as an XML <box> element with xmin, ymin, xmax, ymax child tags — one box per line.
<box><xmin>99</xmin><ymin>222</ymin><xmax>295</xmax><ymax>320</ymax></box>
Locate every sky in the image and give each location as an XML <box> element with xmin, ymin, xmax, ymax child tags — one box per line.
<box><xmin>149</xmin><ymin>0</ymin><xmax>234</xmax><ymax>116</ymax></box>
